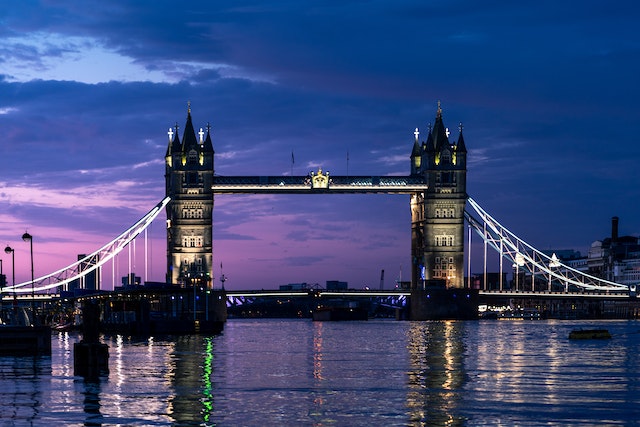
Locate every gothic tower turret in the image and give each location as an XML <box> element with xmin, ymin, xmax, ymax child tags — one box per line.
<box><xmin>411</xmin><ymin>102</ymin><xmax>467</xmax><ymax>289</ymax></box>
<box><xmin>165</xmin><ymin>105</ymin><xmax>215</xmax><ymax>287</ymax></box>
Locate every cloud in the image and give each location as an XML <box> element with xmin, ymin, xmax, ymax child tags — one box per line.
<box><xmin>0</xmin><ymin>0</ymin><xmax>639</xmax><ymax>289</ymax></box>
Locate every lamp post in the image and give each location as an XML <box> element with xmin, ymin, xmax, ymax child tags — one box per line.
<box><xmin>4</xmin><ymin>246</ymin><xmax>15</xmax><ymax>301</ymax></box>
<box><xmin>22</xmin><ymin>232</ymin><xmax>35</xmax><ymax>320</ymax></box>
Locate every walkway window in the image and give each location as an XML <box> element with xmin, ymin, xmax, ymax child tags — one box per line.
<box><xmin>435</xmin><ymin>235</ymin><xmax>454</xmax><ymax>247</ymax></box>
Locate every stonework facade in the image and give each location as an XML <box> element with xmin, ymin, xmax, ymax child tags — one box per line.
<box><xmin>411</xmin><ymin>104</ymin><xmax>467</xmax><ymax>288</ymax></box>
<box><xmin>165</xmin><ymin>108</ymin><xmax>214</xmax><ymax>287</ymax></box>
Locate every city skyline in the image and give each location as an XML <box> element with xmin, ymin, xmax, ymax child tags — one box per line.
<box><xmin>1</xmin><ymin>1</ymin><xmax>639</xmax><ymax>289</ymax></box>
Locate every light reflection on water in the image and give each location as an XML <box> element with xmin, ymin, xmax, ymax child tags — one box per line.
<box><xmin>0</xmin><ymin>319</ymin><xmax>639</xmax><ymax>425</ymax></box>
<box><xmin>406</xmin><ymin>321</ymin><xmax>467</xmax><ymax>426</ymax></box>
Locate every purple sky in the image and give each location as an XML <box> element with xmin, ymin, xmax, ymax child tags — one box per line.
<box><xmin>1</xmin><ymin>1</ymin><xmax>639</xmax><ymax>290</ymax></box>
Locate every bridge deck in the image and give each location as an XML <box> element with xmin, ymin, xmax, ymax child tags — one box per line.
<box><xmin>212</xmin><ymin>175</ymin><xmax>428</xmax><ymax>194</ymax></box>
<box><xmin>5</xmin><ymin>288</ymin><xmax>631</xmax><ymax>301</ymax></box>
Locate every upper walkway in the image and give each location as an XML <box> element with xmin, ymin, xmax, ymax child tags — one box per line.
<box><xmin>212</xmin><ymin>172</ymin><xmax>428</xmax><ymax>194</ymax></box>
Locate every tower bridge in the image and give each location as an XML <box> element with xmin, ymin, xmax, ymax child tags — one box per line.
<box><xmin>2</xmin><ymin>103</ymin><xmax>637</xmax><ymax>325</ymax></box>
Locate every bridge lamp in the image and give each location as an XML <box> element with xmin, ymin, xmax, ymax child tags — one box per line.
<box><xmin>22</xmin><ymin>232</ymin><xmax>35</xmax><ymax>318</ymax></box>
<box><xmin>549</xmin><ymin>253</ymin><xmax>561</xmax><ymax>291</ymax></box>
<box><xmin>514</xmin><ymin>253</ymin><xmax>525</xmax><ymax>291</ymax></box>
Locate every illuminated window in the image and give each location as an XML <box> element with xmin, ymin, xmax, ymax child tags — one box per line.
<box><xmin>435</xmin><ymin>235</ymin><xmax>454</xmax><ymax>246</ymax></box>
<box><xmin>182</xmin><ymin>208</ymin><xmax>203</xmax><ymax>219</ymax></box>
<box><xmin>182</xmin><ymin>236</ymin><xmax>203</xmax><ymax>248</ymax></box>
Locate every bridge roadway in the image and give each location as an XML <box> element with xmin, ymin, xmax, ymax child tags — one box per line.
<box><xmin>225</xmin><ymin>288</ymin><xmax>632</xmax><ymax>301</ymax></box>
<box><xmin>3</xmin><ymin>288</ymin><xmax>632</xmax><ymax>303</ymax></box>
<box><xmin>212</xmin><ymin>174</ymin><xmax>428</xmax><ymax>194</ymax></box>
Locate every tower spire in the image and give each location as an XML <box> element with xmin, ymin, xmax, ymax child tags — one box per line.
<box><xmin>456</xmin><ymin>121</ymin><xmax>467</xmax><ymax>154</ymax></box>
<box><xmin>203</xmin><ymin>121</ymin><xmax>214</xmax><ymax>153</ymax></box>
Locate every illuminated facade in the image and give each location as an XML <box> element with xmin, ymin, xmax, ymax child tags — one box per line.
<box><xmin>587</xmin><ymin>217</ymin><xmax>640</xmax><ymax>286</ymax></box>
<box><xmin>165</xmin><ymin>107</ymin><xmax>214</xmax><ymax>287</ymax></box>
<box><xmin>410</xmin><ymin>103</ymin><xmax>467</xmax><ymax>288</ymax></box>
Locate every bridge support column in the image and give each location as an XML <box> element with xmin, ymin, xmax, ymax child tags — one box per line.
<box><xmin>409</xmin><ymin>281</ymin><xmax>478</xmax><ymax>320</ymax></box>
<box><xmin>74</xmin><ymin>301</ymin><xmax>109</xmax><ymax>379</ymax></box>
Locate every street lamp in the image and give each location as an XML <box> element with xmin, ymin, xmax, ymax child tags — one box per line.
<box><xmin>4</xmin><ymin>245</ymin><xmax>15</xmax><ymax>294</ymax></box>
<box><xmin>22</xmin><ymin>232</ymin><xmax>35</xmax><ymax>320</ymax></box>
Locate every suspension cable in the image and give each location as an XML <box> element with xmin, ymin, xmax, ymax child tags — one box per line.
<box><xmin>465</xmin><ymin>197</ymin><xmax>628</xmax><ymax>292</ymax></box>
<box><xmin>4</xmin><ymin>197</ymin><xmax>170</xmax><ymax>293</ymax></box>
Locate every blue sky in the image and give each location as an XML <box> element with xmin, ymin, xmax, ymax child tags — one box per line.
<box><xmin>1</xmin><ymin>0</ymin><xmax>639</xmax><ymax>289</ymax></box>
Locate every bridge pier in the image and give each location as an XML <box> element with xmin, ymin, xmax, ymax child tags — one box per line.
<box><xmin>74</xmin><ymin>301</ymin><xmax>109</xmax><ymax>379</ymax></box>
<box><xmin>95</xmin><ymin>287</ymin><xmax>227</xmax><ymax>335</ymax></box>
<box><xmin>409</xmin><ymin>281</ymin><xmax>478</xmax><ymax>320</ymax></box>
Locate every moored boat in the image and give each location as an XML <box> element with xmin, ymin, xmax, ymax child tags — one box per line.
<box><xmin>569</xmin><ymin>329</ymin><xmax>611</xmax><ymax>340</ymax></box>
<box><xmin>0</xmin><ymin>307</ymin><xmax>52</xmax><ymax>354</ymax></box>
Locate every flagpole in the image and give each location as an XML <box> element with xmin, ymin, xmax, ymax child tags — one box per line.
<box><xmin>220</xmin><ymin>262</ymin><xmax>226</xmax><ymax>290</ymax></box>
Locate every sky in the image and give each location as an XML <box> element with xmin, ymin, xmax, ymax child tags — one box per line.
<box><xmin>1</xmin><ymin>0</ymin><xmax>639</xmax><ymax>290</ymax></box>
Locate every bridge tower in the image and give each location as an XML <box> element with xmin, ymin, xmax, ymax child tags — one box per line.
<box><xmin>410</xmin><ymin>103</ymin><xmax>467</xmax><ymax>289</ymax></box>
<box><xmin>165</xmin><ymin>106</ymin><xmax>215</xmax><ymax>287</ymax></box>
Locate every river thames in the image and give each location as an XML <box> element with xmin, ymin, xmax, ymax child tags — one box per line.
<box><xmin>1</xmin><ymin>318</ymin><xmax>640</xmax><ymax>426</ymax></box>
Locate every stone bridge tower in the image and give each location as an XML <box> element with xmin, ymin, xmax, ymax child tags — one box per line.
<box><xmin>165</xmin><ymin>106</ymin><xmax>215</xmax><ymax>287</ymax></box>
<box><xmin>410</xmin><ymin>103</ymin><xmax>467</xmax><ymax>289</ymax></box>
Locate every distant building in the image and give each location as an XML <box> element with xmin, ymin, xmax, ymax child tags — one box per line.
<box><xmin>542</xmin><ymin>249</ymin><xmax>582</xmax><ymax>261</ymax></box>
<box><xmin>587</xmin><ymin>217</ymin><xmax>640</xmax><ymax>285</ymax></box>
<box><xmin>68</xmin><ymin>254</ymin><xmax>100</xmax><ymax>291</ymax></box>
<box><xmin>279</xmin><ymin>282</ymin><xmax>313</xmax><ymax>291</ymax></box>
<box><xmin>121</xmin><ymin>273</ymin><xmax>141</xmax><ymax>287</ymax></box>
<box><xmin>326</xmin><ymin>280</ymin><xmax>348</xmax><ymax>290</ymax></box>
<box><xmin>543</xmin><ymin>249</ymin><xmax>589</xmax><ymax>279</ymax></box>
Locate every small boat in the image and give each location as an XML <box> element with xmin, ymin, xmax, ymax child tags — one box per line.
<box><xmin>479</xmin><ymin>310</ymin><xmax>498</xmax><ymax>319</ymax></box>
<box><xmin>569</xmin><ymin>329</ymin><xmax>611</xmax><ymax>340</ymax></box>
<box><xmin>0</xmin><ymin>307</ymin><xmax>52</xmax><ymax>354</ymax></box>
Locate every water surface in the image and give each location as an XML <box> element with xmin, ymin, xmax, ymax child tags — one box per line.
<box><xmin>1</xmin><ymin>319</ymin><xmax>639</xmax><ymax>426</ymax></box>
